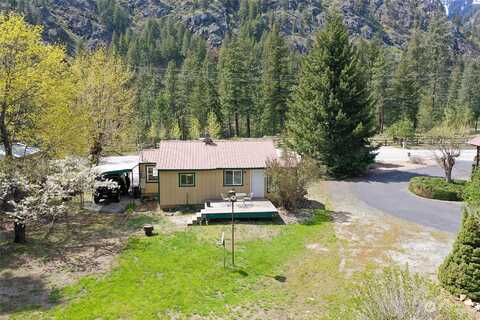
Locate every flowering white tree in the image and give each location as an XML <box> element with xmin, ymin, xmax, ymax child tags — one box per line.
<box><xmin>0</xmin><ymin>157</ymin><xmax>116</xmax><ymax>243</ymax></box>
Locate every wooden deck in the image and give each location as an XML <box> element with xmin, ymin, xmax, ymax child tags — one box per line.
<box><xmin>190</xmin><ymin>200</ymin><xmax>278</xmax><ymax>225</ymax></box>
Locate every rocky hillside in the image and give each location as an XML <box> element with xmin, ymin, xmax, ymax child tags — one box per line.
<box><xmin>1</xmin><ymin>0</ymin><xmax>477</xmax><ymax>52</ymax></box>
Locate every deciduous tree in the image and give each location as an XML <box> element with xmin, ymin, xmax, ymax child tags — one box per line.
<box><xmin>0</xmin><ymin>14</ymin><xmax>69</xmax><ymax>158</ymax></box>
<box><xmin>71</xmin><ymin>48</ymin><xmax>135</xmax><ymax>164</ymax></box>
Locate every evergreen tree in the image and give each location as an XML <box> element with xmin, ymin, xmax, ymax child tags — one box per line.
<box><xmin>390</xmin><ymin>50</ymin><xmax>421</xmax><ymax>127</ymax></box>
<box><xmin>439</xmin><ymin>170</ymin><xmax>480</xmax><ymax>300</ymax></box>
<box><xmin>218</xmin><ymin>37</ymin><xmax>244</xmax><ymax>137</ymax></box>
<box><xmin>460</xmin><ymin>58</ymin><xmax>480</xmax><ymax>131</ymax></box>
<box><xmin>417</xmin><ymin>93</ymin><xmax>434</xmax><ymax>132</ymax></box>
<box><xmin>259</xmin><ymin>23</ymin><xmax>292</xmax><ymax>136</ymax></box>
<box><xmin>371</xmin><ymin>46</ymin><xmax>393</xmax><ymax>133</ymax></box>
<box><xmin>286</xmin><ymin>13</ymin><xmax>376</xmax><ymax>178</ymax></box>
<box><xmin>177</xmin><ymin>53</ymin><xmax>199</xmax><ymax>139</ymax></box>
<box><xmin>159</xmin><ymin>61</ymin><xmax>179</xmax><ymax>138</ymax></box>
<box><xmin>423</xmin><ymin>15</ymin><xmax>453</xmax><ymax>121</ymax></box>
<box><xmin>445</xmin><ymin>63</ymin><xmax>472</xmax><ymax>127</ymax></box>
<box><xmin>207</xmin><ymin>112</ymin><xmax>222</xmax><ymax>139</ymax></box>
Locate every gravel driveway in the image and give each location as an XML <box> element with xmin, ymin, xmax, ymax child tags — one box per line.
<box><xmin>349</xmin><ymin>161</ymin><xmax>471</xmax><ymax>233</ymax></box>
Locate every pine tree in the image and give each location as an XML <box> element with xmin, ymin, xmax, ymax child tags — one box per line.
<box><xmin>160</xmin><ymin>61</ymin><xmax>179</xmax><ymax>138</ymax></box>
<box><xmin>460</xmin><ymin>58</ymin><xmax>480</xmax><ymax>131</ymax></box>
<box><xmin>177</xmin><ymin>53</ymin><xmax>199</xmax><ymax>139</ymax></box>
<box><xmin>207</xmin><ymin>112</ymin><xmax>222</xmax><ymax>139</ymax></box>
<box><xmin>423</xmin><ymin>15</ymin><xmax>453</xmax><ymax>121</ymax></box>
<box><xmin>371</xmin><ymin>47</ymin><xmax>393</xmax><ymax>133</ymax></box>
<box><xmin>417</xmin><ymin>93</ymin><xmax>434</xmax><ymax>132</ymax></box>
<box><xmin>218</xmin><ymin>37</ymin><xmax>244</xmax><ymax>137</ymax></box>
<box><xmin>438</xmin><ymin>170</ymin><xmax>480</xmax><ymax>300</ymax></box>
<box><xmin>445</xmin><ymin>63</ymin><xmax>472</xmax><ymax>127</ymax></box>
<box><xmin>286</xmin><ymin>13</ymin><xmax>376</xmax><ymax>178</ymax></box>
<box><xmin>259</xmin><ymin>23</ymin><xmax>291</xmax><ymax>136</ymax></box>
<box><xmin>202</xmin><ymin>53</ymin><xmax>222</xmax><ymax>130</ymax></box>
<box><xmin>189</xmin><ymin>117</ymin><xmax>201</xmax><ymax>139</ymax></box>
<box><xmin>390</xmin><ymin>50</ymin><xmax>421</xmax><ymax>127</ymax></box>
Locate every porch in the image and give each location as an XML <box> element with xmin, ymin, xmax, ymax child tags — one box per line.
<box><xmin>190</xmin><ymin>200</ymin><xmax>278</xmax><ymax>225</ymax></box>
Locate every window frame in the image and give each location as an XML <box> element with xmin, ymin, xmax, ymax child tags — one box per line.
<box><xmin>223</xmin><ymin>169</ymin><xmax>244</xmax><ymax>187</ymax></box>
<box><xmin>146</xmin><ymin>165</ymin><xmax>158</xmax><ymax>183</ymax></box>
<box><xmin>178</xmin><ymin>172</ymin><xmax>196</xmax><ymax>187</ymax></box>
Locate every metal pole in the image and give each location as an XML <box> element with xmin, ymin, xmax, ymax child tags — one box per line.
<box><xmin>231</xmin><ymin>200</ymin><xmax>235</xmax><ymax>267</ymax></box>
<box><xmin>475</xmin><ymin>146</ymin><xmax>480</xmax><ymax>169</ymax></box>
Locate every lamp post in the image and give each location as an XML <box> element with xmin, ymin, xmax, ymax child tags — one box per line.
<box><xmin>228</xmin><ymin>189</ymin><xmax>237</xmax><ymax>267</ymax></box>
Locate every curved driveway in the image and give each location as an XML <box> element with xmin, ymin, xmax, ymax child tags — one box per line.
<box><xmin>349</xmin><ymin>161</ymin><xmax>471</xmax><ymax>233</ymax></box>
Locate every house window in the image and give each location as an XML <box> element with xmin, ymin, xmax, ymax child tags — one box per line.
<box><xmin>224</xmin><ymin>170</ymin><xmax>243</xmax><ymax>186</ymax></box>
<box><xmin>146</xmin><ymin>165</ymin><xmax>158</xmax><ymax>182</ymax></box>
<box><xmin>179</xmin><ymin>172</ymin><xmax>195</xmax><ymax>187</ymax></box>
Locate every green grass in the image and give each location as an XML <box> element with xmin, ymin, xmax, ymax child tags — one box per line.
<box><xmin>409</xmin><ymin>176</ymin><xmax>467</xmax><ymax>201</ymax></box>
<box><xmin>13</xmin><ymin>210</ymin><xmax>338</xmax><ymax>319</ymax></box>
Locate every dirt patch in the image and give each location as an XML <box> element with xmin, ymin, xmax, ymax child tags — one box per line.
<box><xmin>0</xmin><ymin>209</ymin><xmax>164</xmax><ymax>316</ymax></box>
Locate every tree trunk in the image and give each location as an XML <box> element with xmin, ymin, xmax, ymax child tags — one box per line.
<box><xmin>90</xmin><ymin>136</ymin><xmax>103</xmax><ymax>166</ymax></box>
<box><xmin>14</xmin><ymin>222</ymin><xmax>26</xmax><ymax>243</ymax></box>
<box><xmin>0</xmin><ymin>112</ymin><xmax>12</xmax><ymax>158</ymax></box>
<box><xmin>445</xmin><ymin>162</ymin><xmax>453</xmax><ymax>183</ymax></box>
<box><xmin>379</xmin><ymin>104</ymin><xmax>384</xmax><ymax>133</ymax></box>
<box><xmin>234</xmin><ymin>112</ymin><xmax>240</xmax><ymax>137</ymax></box>
<box><xmin>246</xmin><ymin>114</ymin><xmax>251</xmax><ymax>138</ymax></box>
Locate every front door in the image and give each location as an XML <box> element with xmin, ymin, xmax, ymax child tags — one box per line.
<box><xmin>251</xmin><ymin>169</ymin><xmax>265</xmax><ymax>198</ymax></box>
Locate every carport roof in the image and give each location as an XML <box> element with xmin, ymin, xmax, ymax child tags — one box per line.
<box><xmin>468</xmin><ymin>136</ymin><xmax>480</xmax><ymax>147</ymax></box>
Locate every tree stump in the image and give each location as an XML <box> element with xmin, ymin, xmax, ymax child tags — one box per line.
<box><xmin>143</xmin><ymin>224</ymin><xmax>154</xmax><ymax>237</ymax></box>
<box><xmin>14</xmin><ymin>222</ymin><xmax>26</xmax><ymax>243</ymax></box>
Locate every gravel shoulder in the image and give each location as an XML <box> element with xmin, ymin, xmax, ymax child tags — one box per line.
<box><xmin>308</xmin><ymin>177</ymin><xmax>455</xmax><ymax>277</ymax></box>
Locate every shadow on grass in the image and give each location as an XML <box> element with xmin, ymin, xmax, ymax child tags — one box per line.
<box><xmin>0</xmin><ymin>211</ymin><xmax>159</xmax><ymax>271</ymax></box>
<box><xmin>0</xmin><ymin>272</ymin><xmax>58</xmax><ymax>316</ymax></box>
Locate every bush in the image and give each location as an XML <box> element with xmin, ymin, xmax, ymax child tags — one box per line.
<box><xmin>439</xmin><ymin>209</ymin><xmax>480</xmax><ymax>300</ymax></box>
<box><xmin>439</xmin><ymin>169</ymin><xmax>480</xmax><ymax>300</ymax></box>
<box><xmin>265</xmin><ymin>153</ymin><xmax>317</xmax><ymax>210</ymax></box>
<box><xmin>409</xmin><ymin>176</ymin><xmax>466</xmax><ymax>201</ymax></box>
<box><xmin>328</xmin><ymin>267</ymin><xmax>470</xmax><ymax>320</ymax></box>
<box><xmin>386</xmin><ymin>118</ymin><xmax>416</xmax><ymax>144</ymax></box>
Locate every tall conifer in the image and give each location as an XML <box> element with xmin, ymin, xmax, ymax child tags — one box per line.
<box><xmin>286</xmin><ymin>13</ymin><xmax>376</xmax><ymax>178</ymax></box>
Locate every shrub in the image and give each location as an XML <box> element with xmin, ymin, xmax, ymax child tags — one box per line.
<box><xmin>386</xmin><ymin>118</ymin><xmax>415</xmax><ymax>145</ymax></box>
<box><xmin>408</xmin><ymin>176</ymin><xmax>466</xmax><ymax>201</ymax></box>
<box><xmin>265</xmin><ymin>153</ymin><xmax>317</xmax><ymax>210</ymax></box>
<box><xmin>438</xmin><ymin>171</ymin><xmax>480</xmax><ymax>300</ymax></box>
<box><xmin>328</xmin><ymin>267</ymin><xmax>470</xmax><ymax>320</ymax></box>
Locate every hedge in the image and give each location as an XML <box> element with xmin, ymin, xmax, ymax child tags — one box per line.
<box><xmin>408</xmin><ymin>176</ymin><xmax>466</xmax><ymax>201</ymax></box>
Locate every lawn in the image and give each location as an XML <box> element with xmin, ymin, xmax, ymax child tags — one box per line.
<box><xmin>11</xmin><ymin>209</ymin><xmax>342</xmax><ymax>320</ymax></box>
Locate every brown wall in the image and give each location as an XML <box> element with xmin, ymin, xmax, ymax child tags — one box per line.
<box><xmin>159</xmin><ymin>169</ymin><xmax>252</xmax><ymax>207</ymax></box>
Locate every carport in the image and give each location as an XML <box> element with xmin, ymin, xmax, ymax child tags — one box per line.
<box><xmin>94</xmin><ymin>156</ymin><xmax>140</xmax><ymax>194</ymax></box>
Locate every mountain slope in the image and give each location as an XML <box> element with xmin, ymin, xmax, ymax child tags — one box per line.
<box><xmin>1</xmin><ymin>0</ymin><xmax>476</xmax><ymax>53</ymax></box>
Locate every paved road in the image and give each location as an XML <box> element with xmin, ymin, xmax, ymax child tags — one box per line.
<box><xmin>349</xmin><ymin>161</ymin><xmax>472</xmax><ymax>233</ymax></box>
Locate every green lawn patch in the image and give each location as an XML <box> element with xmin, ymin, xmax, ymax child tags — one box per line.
<box><xmin>14</xmin><ymin>210</ymin><xmax>338</xmax><ymax>319</ymax></box>
<box><xmin>409</xmin><ymin>176</ymin><xmax>466</xmax><ymax>201</ymax></box>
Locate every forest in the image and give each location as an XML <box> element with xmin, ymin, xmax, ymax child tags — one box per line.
<box><xmin>1</xmin><ymin>0</ymin><xmax>480</xmax><ymax>161</ymax></box>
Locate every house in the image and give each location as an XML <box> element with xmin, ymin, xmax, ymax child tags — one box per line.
<box><xmin>139</xmin><ymin>138</ymin><xmax>279</xmax><ymax>208</ymax></box>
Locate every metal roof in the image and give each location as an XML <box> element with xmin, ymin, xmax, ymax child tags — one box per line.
<box><xmin>468</xmin><ymin>136</ymin><xmax>480</xmax><ymax>147</ymax></box>
<box><xmin>94</xmin><ymin>155</ymin><xmax>140</xmax><ymax>175</ymax></box>
<box><xmin>140</xmin><ymin>139</ymin><xmax>279</xmax><ymax>170</ymax></box>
